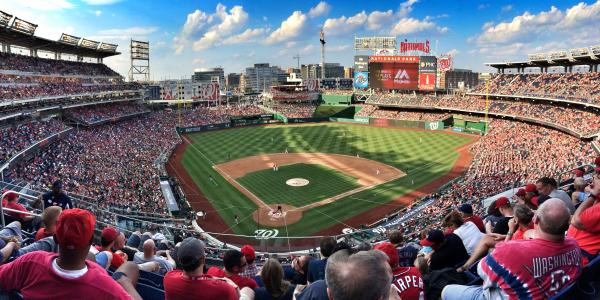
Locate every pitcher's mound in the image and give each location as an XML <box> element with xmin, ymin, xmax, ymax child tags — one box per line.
<box><xmin>252</xmin><ymin>204</ymin><xmax>302</xmax><ymax>226</ymax></box>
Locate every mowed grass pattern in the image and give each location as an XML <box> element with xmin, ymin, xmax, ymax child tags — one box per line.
<box><xmin>181</xmin><ymin>122</ymin><xmax>474</xmax><ymax>237</ymax></box>
<box><xmin>236</xmin><ymin>163</ymin><xmax>361</xmax><ymax>206</ymax></box>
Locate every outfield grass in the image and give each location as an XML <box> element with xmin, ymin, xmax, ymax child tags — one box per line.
<box><xmin>237</xmin><ymin>163</ymin><xmax>361</xmax><ymax>207</ymax></box>
<box><xmin>181</xmin><ymin>122</ymin><xmax>473</xmax><ymax>237</ymax></box>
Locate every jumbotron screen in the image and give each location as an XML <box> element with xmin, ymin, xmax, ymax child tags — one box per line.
<box><xmin>368</xmin><ymin>62</ymin><xmax>419</xmax><ymax>90</ymax></box>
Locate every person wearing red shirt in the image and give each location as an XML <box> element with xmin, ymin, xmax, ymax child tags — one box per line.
<box><xmin>443</xmin><ymin>199</ymin><xmax>582</xmax><ymax>300</ymax></box>
<box><xmin>35</xmin><ymin>206</ymin><xmax>62</xmax><ymax>241</ymax></box>
<box><xmin>568</xmin><ymin>168</ymin><xmax>600</xmax><ymax>264</ymax></box>
<box><xmin>458</xmin><ymin>203</ymin><xmax>485</xmax><ymax>233</ymax></box>
<box><xmin>0</xmin><ymin>208</ymin><xmax>138</xmax><ymax>299</ymax></box>
<box><xmin>375</xmin><ymin>242</ymin><xmax>424</xmax><ymax>300</ymax></box>
<box><xmin>95</xmin><ymin>227</ymin><xmax>127</xmax><ymax>269</ymax></box>
<box><xmin>207</xmin><ymin>249</ymin><xmax>259</xmax><ymax>290</ymax></box>
<box><xmin>164</xmin><ymin>237</ymin><xmax>239</xmax><ymax>300</ymax></box>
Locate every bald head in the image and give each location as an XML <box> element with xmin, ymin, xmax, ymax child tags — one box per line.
<box><xmin>326</xmin><ymin>250</ymin><xmax>391</xmax><ymax>300</ymax></box>
<box><xmin>536</xmin><ymin>198</ymin><xmax>571</xmax><ymax>237</ymax></box>
<box><xmin>143</xmin><ymin>239</ymin><xmax>156</xmax><ymax>258</ymax></box>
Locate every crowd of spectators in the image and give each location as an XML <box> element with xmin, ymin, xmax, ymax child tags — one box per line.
<box><xmin>0</xmin><ymin>52</ymin><xmax>120</xmax><ymax>77</ymax></box>
<box><xmin>356</xmin><ymin>105</ymin><xmax>450</xmax><ymax>121</ymax></box>
<box><xmin>175</xmin><ymin>105</ymin><xmax>267</xmax><ymax>126</ymax></box>
<box><xmin>0</xmin><ymin>118</ymin><xmax>67</xmax><ymax>165</ymax></box>
<box><xmin>367</xmin><ymin>94</ymin><xmax>600</xmax><ymax>136</ymax></box>
<box><xmin>474</xmin><ymin>72</ymin><xmax>600</xmax><ymax>104</ymax></box>
<box><xmin>268</xmin><ymin>103</ymin><xmax>317</xmax><ymax>118</ymax></box>
<box><xmin>0</xmin><ymin>81</ymin><xmax>141</xmax><ymax>102</ymax></box>
<box><xmin>66</xmin><ymin>102</ymin><xmax>150</xmax><ymax>124</ymax></box>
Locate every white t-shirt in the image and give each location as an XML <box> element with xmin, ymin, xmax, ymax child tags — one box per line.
<box><xmin>454</xmin><ymin>222</ymin><xmax>484</xmax><ymax>255</ymax></box>
<box><xmin>52</xmin><ymin>258</ymin><xmax>88</xmax><ymax>279</ymax></box>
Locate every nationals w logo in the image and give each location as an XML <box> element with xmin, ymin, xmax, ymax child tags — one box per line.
<box><xmin>254</xmin><ymin>229</ymin><xmax>279</xmax><ymax>239</ymax></box>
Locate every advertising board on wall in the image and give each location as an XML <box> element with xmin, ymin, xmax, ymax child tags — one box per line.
<box><xmin>368</xmin><ymin>62</ymin><xmax>418</xmax><ymax>90</ymax></box>
<box><xmin>353</xmin><ymin>72</ymin><xmax>369</xmax><ymax>89</ymax></box>
<box><xmin>354</xmin><ymin>55</ymin><xmax>369</xmax><ymax>72</ymax></box>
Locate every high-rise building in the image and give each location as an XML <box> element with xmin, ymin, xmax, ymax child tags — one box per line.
<box><xmin>226</xmin><ymin>73</ymin><xmax>241</xmax><ymax>89</ymax></box>
<box><xmin>191</xmin><ymin>67</ymin><xmax>225</xmax><ymax>85</ymax></box>
<box><xmin>301</xmin><ymin>63</ymin><xmax>345</xmax><ymax>79</ymax></box>
<box><xmin>344</xmin><ymin>67</ymin><xmax>354</xmax><ymax>78</ymax></box>
<box><xmin>242</xmin><ymin>63</ymin><xmax>287</xmax><ymax>92</ymax></box>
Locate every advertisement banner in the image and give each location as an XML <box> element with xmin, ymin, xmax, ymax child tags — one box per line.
<box><xmin>353</xmin><ymin>72</ymin><xmax>369</xmax><ymax>89</ymax></box>
<box><xmin>369</xmin><ymin>56</ymin><xmax>419</xmax><ymax>63</ymax></box>
<box><xmin>369</xmin><ymin>62</ymin><xmax>418</xmax><ymax>90</ymax></box>
<box><xmin>419</xmin><ymin>56</ymin><xmax>437</xmax><ymax>73</ymax></box>
<box><xmin>354</xmin><ymin>55</ymin><xmax>369</xmax><ymax>72</ymax></box>
<box><xmin>200</xmin><ymin>83</ymin><xmax>220</xmax><ymax>100</ymax></box>
<box><xmin>419</xmin><ymin>73</ymin><xmax>436</xmax><ymax>90</ymax></box>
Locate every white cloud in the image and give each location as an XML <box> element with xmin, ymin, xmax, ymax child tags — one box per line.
<box><xmin>366</xmin><ymin>10</ymin><xmax>394</xmax><ymax>31</ymax></box>
<box><xmin>95</xmin><ymin>10</ymin><xmax>102</xmax><ymax>16</ymax></box>
<box><xmin>265</xmin><ymin>11</ymin><xmax>307</xmax><ymax>44</ymax></box>
<box><xmin>193</xmin><ymin>58</ymin><xmax>206</xmax><ymax>65</ymax></box>
<box><xmin>323</xmin><ymin>11</ymin><xmax>367</xmax><ymax>36</ymax></box>
<box><xmin>501</xmin><ymin>5</ymin><xmax>513</xmax><ymax>12</ymax></box>
<box><xmin>446</xmin><ymin>48</ymin><xmax>460</xmax><ymax>57</ymax></box>
<box><xmin>81</xmin><ymin>0</ymin><xmax>121</xmax><ymax>5</ymax></box>
<box><xmin>222</xmin><ymin>28</ymin><xmax>267</xmax><ymax>45</ymax></box>
<box><xmin>478</xmin><ymin>3</ymin><xmax>490</xmax><ymax>10</ymax></box>
<box><xmin>390</xmin><ymin>18</ymin><xmax>448</xmax><ymax>35</ymax></box>
<box><xmin>472</xmin><ymin>2</ymin><xmax>600</xmax><ymax>48</ymax></box>
<box><xmin>308</xmin><ymin>1</ymin><xmax>331</xmax><ymax>18</ymax></box>
<box><xmin>398</xmin><ymin>0</ymin><xmax>418</xmax><ymax>17</ymax></box>
<box><xmin>300</xmin><ymin>44</ymin><xmax>315</xmax><ymax>55</ymax></box>
<box><xmin>174</xmin><ymin>4</ymin><xmax>254</xmax><ymax>53</ymax></box>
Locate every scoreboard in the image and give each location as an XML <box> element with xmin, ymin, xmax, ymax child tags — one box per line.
<box><xmin>359</xmin><ymin>55</ymin><xmax>438</xmax><ymax>91</ymax></box>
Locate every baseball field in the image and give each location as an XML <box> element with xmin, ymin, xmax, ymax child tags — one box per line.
<box><xmin>168</xmin><ymin>122</ymin><xmax>475</xmax><ymax>242</ymax></box>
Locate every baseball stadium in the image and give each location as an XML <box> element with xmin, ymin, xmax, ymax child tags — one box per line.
<box><xmin>1</xmin><ymin>1</ymin><xmax>600</xmax><ymax>300</ymax></box>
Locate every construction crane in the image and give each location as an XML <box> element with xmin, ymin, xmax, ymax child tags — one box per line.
<box><xmin>293</xmin><ymin>54</ymin><xmax>300</xmax><ymax>70</ymax></box>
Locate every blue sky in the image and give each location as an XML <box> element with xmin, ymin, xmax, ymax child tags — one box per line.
<box><xmin>2</xmin><ymin>0</ymin><xmax>600</xmax><ymax>80</ymax></box>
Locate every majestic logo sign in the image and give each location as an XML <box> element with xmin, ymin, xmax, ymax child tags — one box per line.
<box><xmin>395</xmin><ymin>69</ymin><xmax>410</xmax><ymax>80</ymax></box>
<box><xmin>399</xmin><ymin>40</ymin><xmax>430</xmax><ymax>54</ymax></box>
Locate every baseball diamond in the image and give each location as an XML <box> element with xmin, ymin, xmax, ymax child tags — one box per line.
<box><xmin>170</xmin><ymin>122</ymin><xmax>475</xmax><ymax>240</ymax></box>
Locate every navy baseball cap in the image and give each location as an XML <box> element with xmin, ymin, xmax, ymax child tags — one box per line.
<box><xmin>52</xmin><ymin>181</ymin><xmax>62</xmax><ymax>189</ymax></box>
<box><xmin>420</xmin><ymin>229</ymin><xmax>445</xmax><ymax>247</ymax></box>
<box><xmin>458</xmin><ymin>204</ymin><xmax>473</xmax><ymax>215</ymax></box>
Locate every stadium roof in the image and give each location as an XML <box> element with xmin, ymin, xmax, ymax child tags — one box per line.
<box><xmin>0</xmin><ymin>26</ymin><xmax>120</xmax><ymax>59</ymax></box>
<box><xmin>485</xmin><ymin>45</ymin><xmax>600</xmax><ymax>70</ymax></box>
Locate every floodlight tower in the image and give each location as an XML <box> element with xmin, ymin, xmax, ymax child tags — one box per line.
<box><xmin>129</xmin><ymin>39</ymin><xmax>150</xmax><ymax>82</ymax></box>
<box><xmin>320</xmin><ymin>29</ymin><xmax>326</xmax><ymax>79</ymax></box>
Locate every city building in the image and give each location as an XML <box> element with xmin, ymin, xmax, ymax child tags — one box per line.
<box><xmin>242</xmin><ymin>63</ymin><xmax>287</xmax><ymax>92</ymax></box>
<box><xmin>301</xmin><ymin>63</ymin><xmax>345</xmax><ymax>79</ymax></box>
<box><xmin>191</xmin><ymin>67</ymin><xmax>225</xmax><ymax>85</ymax></box>
<box><xmin>226</xmin><ymin>73</ymin><xmax>241</xmax><ymax>89</ymax></box>
<box><xmin>344</xmin><ymin>67</ymin><xmax>354</xmax><ymax>78</ymax></box>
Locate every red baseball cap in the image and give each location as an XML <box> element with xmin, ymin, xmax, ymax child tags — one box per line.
<box><xmin>101</xmin><ymin>227</ymin><xmax>119</xmax><ymax>243</ymax></box>
<box><xmin>525</xmin><ymin>184</ymin><xmax>537</xmax><ymax>193</ymax></box>
<box><xmin>5</xmin><ymin>192</ymin><xmax>18</xmax><ymax>201</ymax></box>
<box><xmin>515</xmin><ymin>188</ymin><xmax>526</xmax><ymax>197</ymax></box>
<box><xmin>531</xmin><ymin>196</ymin><xmax>539</xmax><ymax>207</ymax></box>
<box><xmin>374</xmin><ymin>242</ymin><xmax>399</xmax><ymax>267</ymax></box>
<box><xmin>573</xmin><ymin>169</ymin><xmax>584</xmax><ymax>177</ymax></box>
<box><xmin>56</xmin><ymin>208</ymin><xmax>96</xmax><ymax>250</ymax></box>
<box><xmin>241</xmin><ymin>245</ymin><xmax>255</xmax><ymax>261</ymax></box>
<box><xmin>594</xmin><ymin>157</ymin><xmax>600</xmax><ymax>166</ymax></box>
<box><xmin>495</xmin><ymin>197</ymin><xmax>510</xmax><ymax>208</ymax></box>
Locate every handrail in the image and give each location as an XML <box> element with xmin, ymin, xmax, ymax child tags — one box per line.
<box><xmin>1</xmin><ymin>190</ymin><xmax>41</xmax><ymax>227</ymax></box>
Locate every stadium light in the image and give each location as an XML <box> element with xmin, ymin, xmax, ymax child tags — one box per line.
<box><xmin>59</xmin><ymin>33</ymin><xmax>82</xmax><ymax>46</ymax></box>
<box><xmin>80</xmin><ymin>38</ymin><xmax>100</xmax><ymax>49</ymax></box>
<box><xmin>10</xmin><ymin>17</ymin><xmax>37</xmax><ymax>35</ymax></box>
<box><xmin>0</xmin><ymin>10</ymin><xmax>13</xmax><ymax>27</ymax></box>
